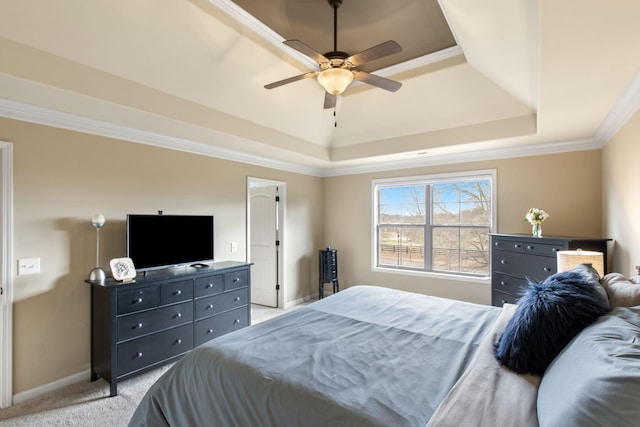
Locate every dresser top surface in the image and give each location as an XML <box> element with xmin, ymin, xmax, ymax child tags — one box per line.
<box><xmin>85</xmin><ymin>260</ymin><xmax>252</xmax><ymax>288</ymax></box>
<box><xmin>490</xmin><ymin>233</ymin><xmax>611</xmax><ymax>242</ymax></box>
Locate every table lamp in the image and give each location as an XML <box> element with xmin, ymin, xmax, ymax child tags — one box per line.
<box><xmin>556</xmin><ymin>249</ymin><xmax>605</xmax><ymax>278</ymax></box>
<box><xmin>88</xmin><ymin>214</ymin><xmax>106</xmax><ymax>282</ymax></box>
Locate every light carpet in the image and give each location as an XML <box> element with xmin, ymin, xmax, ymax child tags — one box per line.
<box><xmin>0</xmin><ymin>363</ymin><xmax>172</xmax><ymax>427</ymax></box>
<box><xmin>0</xmin><ymin>302</ymin><xmax>311</xmax><ymax>426</ymax></box>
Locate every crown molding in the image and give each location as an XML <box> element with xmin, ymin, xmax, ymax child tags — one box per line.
<box><xmin>0</xmin><ymin>89</ymin><xmax>634</xmax><ymax>179</ymax></box>
<box><xmin>0</xmin><ymin>67</ymin><xmax>638</xmax><ymax>178</ymax></box>
<box><xmin>594</xmin><ymin>71</ymin><xmax>640</xmax><ymax>147</ymax></box>
<box><xmin>209</xmin><ymin>0</ymin><xmax>318</xmax><ymax>70</ymax></box>
<box><xmin>319</xmin><ymin>137</ymin><xmax>602</xmax><ymax>177</ymax></box>
<box><xmin>0</xmin><ymin>97</ymin><xmax>323</xmax><ymax>176</ymax></box>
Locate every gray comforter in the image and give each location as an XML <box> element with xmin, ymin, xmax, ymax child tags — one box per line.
<box><xmin>129</xmin><ymin>285</ymin><xmax>501</xmax><ymax>427</ymax></box>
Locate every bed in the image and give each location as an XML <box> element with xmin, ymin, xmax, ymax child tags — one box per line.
<box><xmin>129</xmin><ymin>269</ymin><xmax>640</xmax><ymax>427</ymax></box>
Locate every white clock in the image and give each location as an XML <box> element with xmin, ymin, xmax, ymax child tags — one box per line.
<box><xmin>109</xmin><ymin>257</ymin><xmax>136</xmax><ymax>283</ymax></box>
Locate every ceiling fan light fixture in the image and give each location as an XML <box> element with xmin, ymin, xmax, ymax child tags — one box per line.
<box><xmin>317</xmin><ymin>68</ymin><xmax>353</xmax><ymax>95</ymax></box>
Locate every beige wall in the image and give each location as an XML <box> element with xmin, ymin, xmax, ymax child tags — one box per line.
<box><xmin>2</xmin><ymin>113</ymin><xmax>623</xmax><ymax>397</ymax></box>
<box><xmin>603</xmin><ymin>109</ymin><xmax>640</xmax><ymax>276</ymax></box>
<box><xmin>1</xmin><ymin>118</ymin><xmax>323</xmax><ymax>394</ymax></box>
<box><xmin>323</xmin><ymin>150</ymin><xmax>603</xmax><ymax>304</ymax></box>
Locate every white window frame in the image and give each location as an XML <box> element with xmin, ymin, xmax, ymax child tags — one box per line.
<box><xmin>371</xmin><ymin>169</ymin><xmax>496</xmax><ymax>284</ymax></box>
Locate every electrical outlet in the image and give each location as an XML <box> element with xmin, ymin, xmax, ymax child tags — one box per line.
<box><xmin>231</xmin><ymin>242</ymin><xmax>238</xmax><ymax>253</ymax></box>
<box><xmin>18</xmin><ymin>258</ymin><xmax>41</xmax><ymax>275</ymax></box>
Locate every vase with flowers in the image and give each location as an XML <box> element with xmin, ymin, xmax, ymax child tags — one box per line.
<box><xmin>524</xmin><ymin>208</ymin><xmax>549</xmax><ymax>238</ymax></box>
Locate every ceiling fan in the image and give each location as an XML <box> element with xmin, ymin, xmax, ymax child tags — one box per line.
<box><xmin>264</xmin><ymin>0</ymin><xmax>403</xmax><ymax>109</ymax></box>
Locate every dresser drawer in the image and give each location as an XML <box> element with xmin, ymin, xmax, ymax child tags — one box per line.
<box><xmin>194</xmin><ymin>274</ymin><xmax>224</xmax><ymax>298</ymax></box>
<box><xmin>492</xmin><ymin>272</ymin><xmax>528</xmax><ymax>297</ymax></box>
<box><xmin>117</xmin><ymin>286</ymin><xmax>159</xmax><ymax>315</ymax></box>
<box><xmin>194</xmin><ymin>287</ymin><xmax>248</xmax><ymax>320</ymax></box>
<box><xmin>117</xmin><ymin>301</ymin><xmax>193</xmax><ymax>342</ymax></box>
<box><xmin>160</xmin><ymin>279</ymin><xmax>193</xmax><ymax>305</ymax></box>
<box><xmin>523</xmin><ymin>241</ymin><xmax>565</xmax><ymax>257</ymax></box>
<box><xmin>493</xmin><ymin>250</ymin><xmax>556</xmax><ymax>282</ymax></box>
<box><xmin>224</xmin><ymin>268</ymin><xmax>248</xmax><ymax>290</ymax></box>
<box><xmin>194</xmin><ymin>307</ymin><xmax>249</xmax><ymax>347</ymax></box>
<box><xmin>492</xmin><ymin>290</ymin><xmax>520</xmax><ymax>306</ymax></box>
<box><xmin>492</xmin><ymin>238</ymin><xmax>525</xmax><ymax>253</ymax></box>
<box><xmin>117</xmin><ymin>324</ymin><xmax>193</xmax><ymax>377</ymax></box>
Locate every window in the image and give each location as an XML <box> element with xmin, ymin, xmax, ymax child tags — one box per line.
<box><xmin>372</xmin><ymin>170</ymin><xmax>495</xmax><ymax>278</ymax></box>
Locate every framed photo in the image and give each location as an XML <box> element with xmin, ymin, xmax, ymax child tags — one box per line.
<box><xmin>109</xmin><ymin>257</ymin><xmax>136</xmax><ymax>283</ymax></box>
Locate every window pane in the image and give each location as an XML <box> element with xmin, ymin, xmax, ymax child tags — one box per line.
<box><xmin>432</xmin><ymin>227</ymin><xmax>490</xmax><ymax>274</ymax></box>
<box><xmin>433</xmin><ymin>180</ymin><xmax>491</xmax><ymax>225</ymax></box>
<box><xmin>460</xmin><ymin>228</ymin><xmax>490</xmax><ymax>274</ymax></box>
<box><xmin>378</xmin><ymin>186</ymin><xmax>425</xmax><ymax>224</ymax></box>
<box><xmin>432</xmin><ymin>227</ymin><xmax>460</xmax><ymax>272</ymax></box>
<box><xmin>378</xmin><ymin>225</ymin><xmax>424</xmax><ymax>268</ymax></box>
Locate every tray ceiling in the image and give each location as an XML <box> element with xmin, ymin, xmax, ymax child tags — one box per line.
<box><xmin>0</xmin><ymin>0</ymin><xmax>638</xmax><ymax>175</ymax></box>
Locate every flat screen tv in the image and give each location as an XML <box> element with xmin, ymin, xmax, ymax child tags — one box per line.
<box><xmin>126</xmin><ymin>214</ymin><xmax>214</xmax><ymax>271</ymax></box>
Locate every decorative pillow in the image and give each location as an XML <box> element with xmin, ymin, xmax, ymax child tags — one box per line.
<box><xmin>601</xmin><ymin>272</ymin><xmax>640</xmax><ymax>307</ymax></box>
<box><xmin>494</xmin><ymin>268</ymin><xmax>609</xmax><ymax>376</ymax></box>
<box><xmin>572</xmin><ymin>263</ymin><xmax>609</xmax><ymax>309</ymax></box>
<box><xmin>537</xmin><ymin>306</ymin><xmax>640</xmax><ymax>426</ymax></box>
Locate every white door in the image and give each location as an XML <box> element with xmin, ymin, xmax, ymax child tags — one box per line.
<box><xmin>0</xmin><ymin>142</ymin><xmax>13</xmax><ymax>408</ymax></box>
<box><xmin>249</xmin><ymin>185</ymin><xmax>278</xmax><ymax>307</ymax></box>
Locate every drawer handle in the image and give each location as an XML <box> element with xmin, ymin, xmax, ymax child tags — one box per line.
<box><xmin>527</xmin><ymin>245</ymin><xmax>534</xmax><ymax>250</ymax></box>
<box><xmin>207</xmin><ymin>328</ymin><xmax>214</xmax><ymax>334</ymax></box>
<box><xmin>206</xmin><ymin>283</ymin><xmax>213</xmax><ymax>289</ymax></box>
<box><xmin>543</xmin><ymin>267</ymin><xmax>552</xmax><ymax>272</ymax></box>
<box><xmin>174</xmin><ymin>290</ymin><xmax>182</xmax><ymax>295</ymax></box>
<box><xmin>501</xmin><ymin>300</ymin><xmax>507</xmax><ymax>305</ymax></box>
<box><xmin>233</xmin><ymin>297</ymin><xmax>241</xmax><ymax>302</ymax></box>
<box><xmin>176</xmin><ymin>312</ymin><xmax>182</xmax><ymax>318</ymax></box>
<box><xmin>176</xmin><ymin>339</ymin><xmax>182</xmax><ymax>345</ymax></box>
<box><xmin>514</xmin><ymin>244</ymin><xmax>521</xmax><ymax>248</ymax></box>
<box><xmin>552</xmin><ymin>248</ymin><xmax>558</xmax><ymax>252</ymax></box>
<box><xmin>494</xmin><ymin>242</ymin><xmax>501</xmax><ymax>246</ymax></box>
<box><xmin>136</xmin><ymin>297</ymin><xmax>143</xmax><ymax>304</ymax></box>
<box><xmin>136</xmin><ymin>322</ymin><xmax>143</xmax><ymax>329</ymax></box>
<box><xmin>234</xmin><ymin>319</ymin><xmax>240</xmax><ymax>324</ymax></box>
<box><xmin>233</xmin><ymin>277</ymin><xmax>240</xmax><ymax>283</ymax></box>
<box><xmin>207</xmin><ymin>304</ymin><xmax>213</xmax><ymax>309</ymax></box>
<box><xmin>500</xmin><ymin>281</ymin><xmax>507</xmax><ymax>286</ymax></box>
<box><xmin>500</xmin><ymin>260</ymin><xmax>507</xmax><ymax>264</ymax></box>
<box><xmin>136</xmin><ymin>352</ymin><xmax>143</xmax><ymax>358</ymax></box>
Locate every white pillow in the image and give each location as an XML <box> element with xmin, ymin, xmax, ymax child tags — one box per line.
<box><xmin>600</xmin><ymin>273</ymin><xmax>640</xmax><ymax>307</ymax></box>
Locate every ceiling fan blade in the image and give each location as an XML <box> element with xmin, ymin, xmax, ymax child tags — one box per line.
<box><xmin>323</xmin><ymin>92</ymin><xmax>337</xmax><ymax>109</ymax></box>
<box><xmin>353</xmin><ymin>71</ymin><xmax>402</xmax><ymax>92</ymax></box>
<box><xmin>283</xmin><ymin>40</ymin><xmax>330</xmax><ymax>64</ymax></box>
<box><xmin>347</xmin><ymin>40</ymin><xmax>402</xmax><ymax>67</ymax></box>
<box><xmin>264</xmin><ymin>72</ymin><xmax>317</xmax><ymax>90</ymax></box>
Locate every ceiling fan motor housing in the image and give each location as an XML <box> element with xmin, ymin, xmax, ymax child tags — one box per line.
<box><xmin>320</xmin><ymin>51</ymin><xmax>352</xmax><ymax>70</ymax></box>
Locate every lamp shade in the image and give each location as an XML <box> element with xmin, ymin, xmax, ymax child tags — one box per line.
<box><xmin>557</xmin><ymin>250</ymin><xmax>604</xmax><ymax>277</ymax></box>
<box><xmin>317</xmin><ymin>68</ymin><xmax>354</xmax><ymax>95</ymax></box>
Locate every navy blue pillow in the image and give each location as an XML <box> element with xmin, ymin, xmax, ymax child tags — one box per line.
<box><xmin>495</xmin><ymin>269</ymin><xmax>609</xmax><ymax>376</ymax></box>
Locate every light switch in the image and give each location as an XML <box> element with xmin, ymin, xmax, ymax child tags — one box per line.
<box><xmin>231</xmin><ymin>242</ymin><xmax>238</xmax><ymax>253</ymax></box>
<box><xmin>18</xmin><ymin>258</ymin><xmax>40</xmax><ymax>275</ymax></box>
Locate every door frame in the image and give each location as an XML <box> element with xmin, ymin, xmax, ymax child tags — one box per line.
<box><xmin>247</xmin><ymin>177</ymin><xmax>285</xmax><ymax>309</ymax></box>
<box><xmin>0</xmin><ymin>141</ymin><xmax>14</xmax><ymax>408</ymax></box>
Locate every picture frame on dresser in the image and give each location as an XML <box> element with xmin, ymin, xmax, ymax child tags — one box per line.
<box><xmin>85</xmin><ymin>261</ymin><xmax>252</xmax><ymax>396</ymax></box>
<box><xmin>489</xmin><ymin>233</ymin><xmax>610</xmax><ymax>307</ymax></box>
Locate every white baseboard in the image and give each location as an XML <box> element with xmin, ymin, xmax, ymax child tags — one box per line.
<box><xmin>12</xmin><ymin>369</ymin><xmax>91</xmax><ymax>405</ymax></box>
<box><xmin>282</xmin><ymin>292</ymin><xmax>319</xmax><ymax>309</ymax></box>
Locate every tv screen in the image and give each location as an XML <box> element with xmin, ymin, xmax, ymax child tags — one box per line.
<box><xmin>126</xmin><ymin>214</ymin><xmax>214</xmax><ymax>271</ymax></box>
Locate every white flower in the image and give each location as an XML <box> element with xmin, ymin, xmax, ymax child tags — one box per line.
<box><xmin>524</xmin><ymin>208</ymin><xmax>549</xmax><ymax>225</ymax></box>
